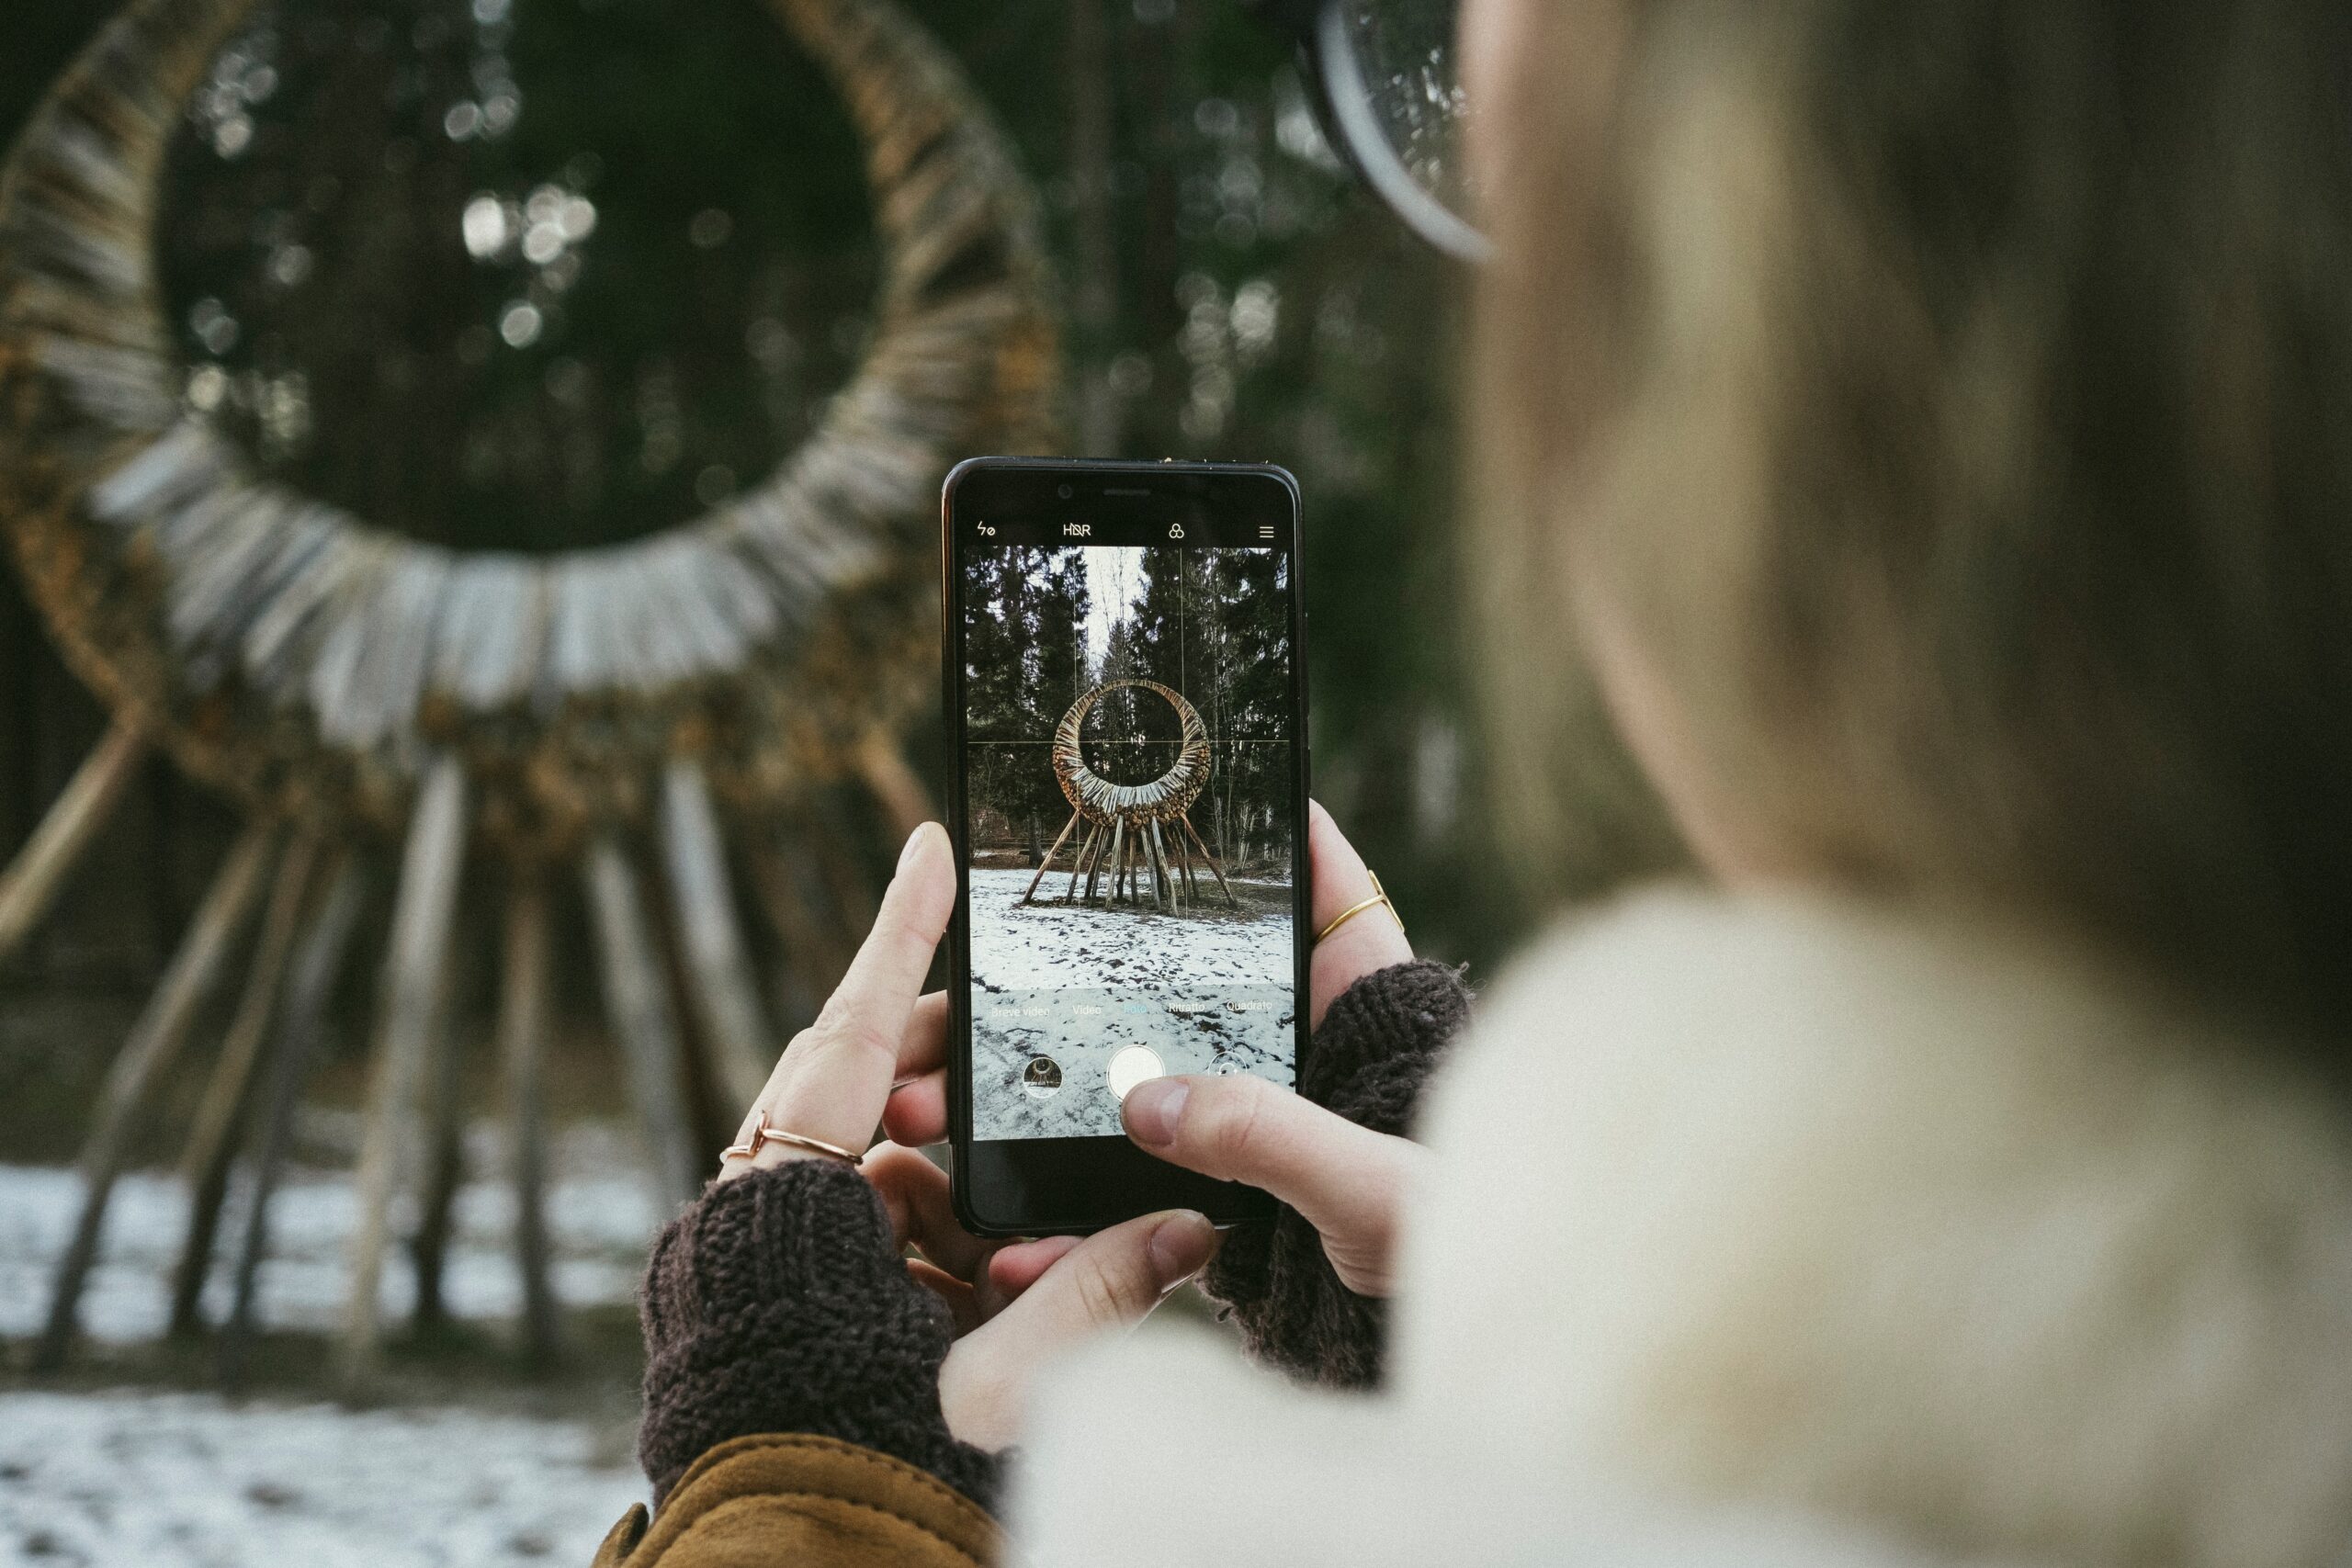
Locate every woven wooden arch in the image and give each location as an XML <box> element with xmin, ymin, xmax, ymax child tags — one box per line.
<box><xmin>0</xmin><ymin>0</ymin><xmax>1056</xmax><ymax>1382</ymax></box>
<box><xmin>1022</xmin><ymin>679</ymin><xmax>1236</xmax><ymax>912</ymax></box>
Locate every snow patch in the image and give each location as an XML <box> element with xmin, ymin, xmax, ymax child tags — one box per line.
<box><xmin>0</xmin><ymin>1389</ymin><xmax>644</xmax><ymax>1566</ymax></box>
<box><xmin>968</xmin><ymin>867</ymin><xmax>1296</xmax><ymax>1138</ymax></box>
<box><xmin>0</xmin><ymin>1122</ymin><xmax>667</xmax><ymax>1344</ymax></box>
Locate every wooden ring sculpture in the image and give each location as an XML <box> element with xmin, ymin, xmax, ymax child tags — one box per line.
<box><xmin>1022</xmin><ymin>679</ymin><xmax>1237</xmax><ymax>913</ymax></box>
<box><xmin>0</xmin><ymin>0</ymin><xmax>1055</xmax><ymax>1382</ymax></box>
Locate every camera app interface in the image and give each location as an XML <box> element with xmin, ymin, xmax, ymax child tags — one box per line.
<box><xmin>960</xmin><ymin>525</ymin><xmax>1298</xmax><ymax>1140</ymax></box>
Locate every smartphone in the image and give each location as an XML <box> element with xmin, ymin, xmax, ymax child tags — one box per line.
<box><xmin>941</xmin><ymin>457</ymin><xmax>1308</xmax><ymax>1235</ymax></box>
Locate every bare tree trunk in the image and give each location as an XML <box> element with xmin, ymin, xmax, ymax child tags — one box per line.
<box><xmin>1130</xmin><ymin>0</ymin><xmax>1191</xmax><ymax>345</ymax></box>
<box><xmin>1068</xmin><ymin>0</ymin><xmax>1121</xmax><ymax>457</ymax></box>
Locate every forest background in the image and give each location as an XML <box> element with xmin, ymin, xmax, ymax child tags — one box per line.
<box><xmin>0</xmin><ymin>0</ymin><xmax>1669</xmax><ymax>1159</ymax></box>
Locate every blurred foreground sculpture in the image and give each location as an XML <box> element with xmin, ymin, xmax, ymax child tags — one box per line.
<box><xmin>1023</xmin><ymin>679</ymin><xmax>1235</xmax><ymax>912</ymax></box>
<box><xmin>0</xmin><ymin>0</ymin><xmax>1055</xmax><ymax>1382</ymax></box>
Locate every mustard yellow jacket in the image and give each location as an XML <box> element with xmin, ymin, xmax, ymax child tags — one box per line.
<box><xmin>594</xmin><ymin>1435</ymin><xmax>998</xmax><ymax>1568</ymax></box>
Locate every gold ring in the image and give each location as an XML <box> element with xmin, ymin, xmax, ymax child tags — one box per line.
<box><xmin>1316</xmin><ymin>869</ymin><xmax>1405</xmax><ymax>946</ymax></box>
<box><xmin>721</xmin><ymin>1110</ymin><xmax>865</xmax><ymax>1169</ymax></box>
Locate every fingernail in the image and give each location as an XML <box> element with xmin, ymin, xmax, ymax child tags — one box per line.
<box><xmin>1122</xmin><ymin>1077</ymin><xmax>1188</xmax><ymax>1146</ymax></box>
<box><xmin>1148</xmin><ymin>1211</ymin><xmax>1218</xmax><ymax>1288</ymax></box>
<box><xmin>897</xmin><ymin>823</ymin><xmax>931</xmax><ymax>874</ymax></box>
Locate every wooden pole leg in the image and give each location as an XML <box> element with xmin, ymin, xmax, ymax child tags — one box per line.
<box><xmin>0</xmin><ymin>719</ymin><xmax>147</xmax><ymax>966</ymax></box>
<box><xmin>220</xmin><ymin>861</ymin><xmax>368</xmax><ymax>1392</ymax></box>
<box><xmin>584</xmin><ymin>836</ymin><xmax>704</xmax><ymax>1207</ymax></box>
<box><xmin>1148</xmin><ymin>819</ymin><xmax>1176</xmax><ymax>910</ymax></box>
<box><xmin>746</xmin><ymin>838</ymin><xmax>852</xmax><ymax>1038</ymax></box>
<box><xmin>339</xmin><ymin>758</ymin><xmax>470</xmax><ymax>1393</ymax></box>
<box><xmin>660</xmin><ymin>759</ymin><xmax>777</xmax><ymax>1109</ymax></box>
<box><xmin>32</xmin><ymin>820</ymin><xmax>277</xmax><ymax>1372</ymax></box>
<box><xmin>407</xmin><ymin>1001</ymin><xmax>469</xmax><ymax>1337</ymax></box>
<box><xmin>1083</xmin><ymin>822</ymin><xmax>1108</xmax><ymax>905</ymax></box>
<box><xmin>167</xmin><ymin>832</ymin><xmax>327</xmax><ymax>1337</ymax></box>
<box><xmin>1139</xmin><ymin>820</ymin><xmax>1162</xmax><ymax>908</ymax></box>
<box><xmin>1179</xmin><ymin>815</ymin><xmax>1238</xmax><ymax>908</ymax></box>
<box><xmin>1065</xmin><ymin>822</ymin><xmax>1101</xmax><ymax>904</ymax></box>
<box><xmin>1023</xmin><ymin>810</ymin><xmax>1080</xmax><ymax>904</ymax></box>
<box><xmin>855</xmin><ymin>732</ymin><xmax>933</xmax><ymax>842</ymax></box>
<box><xmin>497</xmin><ymin>874</ymin><xmax>563</xmax><ymax>1369</ymax></box>
<box><xmin>809</xmin><ymin>793</ymin><xmax>880</xmax><ymax>937</ymax></box>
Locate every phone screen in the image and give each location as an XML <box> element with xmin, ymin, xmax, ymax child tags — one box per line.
<box><xmin>947</xmin><ymin>465</ymin><xmax>1305</xmax><ymax>1194</ymax></box>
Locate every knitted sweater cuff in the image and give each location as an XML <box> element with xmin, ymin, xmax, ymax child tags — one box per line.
<box><xmin>1199</xmin><ymin>958</ymin><xmax>1473</xmax><ymax>1388</ymax></box>
<box><xmin>636</xmin><ymin>1158</ymin><xmax>1002</xmax><ymax>1514</ymax></box>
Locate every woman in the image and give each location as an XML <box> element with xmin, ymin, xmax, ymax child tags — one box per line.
<box><xmin>599</xmin><ymin>0</ymin><xmax>2352</xmax><ymax>1562</ymax></box>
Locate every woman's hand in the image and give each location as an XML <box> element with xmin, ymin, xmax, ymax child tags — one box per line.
<box><xmin>884</xmin><ymin>802</ymin><xmax>1425</xmax><ymax>1299</ymax></box>
<box><xmin>1118</xmin><ymin>803</ymin><xmax>1425</xmax><ymax>1295</ymax></box>
<box><xmin>722</xmin><ymin>822</ymin><xmax>1217</xmax><ymax>1450</ymax></box>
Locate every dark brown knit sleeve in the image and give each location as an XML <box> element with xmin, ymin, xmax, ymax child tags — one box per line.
<box><xmin>1199</xmin><ymin>959</ymin><xmax>1472</xmax><ymax>1389</ymax></box>
<box><xmin>636</xmin><ymin>1157</ymin><xmax>1001</xmax><ymax>1514</ymax></box>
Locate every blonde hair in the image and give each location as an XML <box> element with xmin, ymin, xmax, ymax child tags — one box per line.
<box><xmin>1471</xmin><ymin>0</ymin><xmax>2352</xmax><ymax>1031</ymax></box>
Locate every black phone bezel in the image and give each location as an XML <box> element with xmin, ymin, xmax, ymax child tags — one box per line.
<box><xmin>940</xmin><ymin>457</ymin><xmax>1308</xmax><ymax>1236</ymax></box>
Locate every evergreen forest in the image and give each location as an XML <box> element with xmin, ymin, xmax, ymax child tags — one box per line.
<box><xmin>964</xmin><ymin>545</ymin><xmax>1292</xmax><ymax>875</ymax></box>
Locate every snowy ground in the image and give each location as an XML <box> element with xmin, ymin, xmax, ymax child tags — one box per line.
<box><xmin>968</xmin><ymin>866</ymin><xmax>1297</xmax><ymax>1138</ymax></box>
<box><xmin>0</xmin><ymin>1390</ymin><xmax>644</xmax><ymax>1566</ymax></box>
<box><xmin>0</xmin><ymin>1117</ymin><xmax>667</xmax><ymax>1344</ymax></box>
<box><xmin>0</xmin><ymin>1121</ymin><xmax>662</xmax><ymax>1565</ymax></box>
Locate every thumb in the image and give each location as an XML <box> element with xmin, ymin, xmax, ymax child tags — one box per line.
<box><xmin>940</xmin><ymin>1211</ymin><xmax>1217</xmax><ymax>1450</ymax></box>
<box><xmin>1121</xmin><ymin>1073</ymin><xmax>1421</xmax><ymax>1292</ymax></box>
<box><xmin>990</xmin><ymin>1209</ymin><xmax>1218</xmax><ymax>1342</ymax></box>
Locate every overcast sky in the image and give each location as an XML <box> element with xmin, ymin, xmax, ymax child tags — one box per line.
<box><xmin>1081</xmin><ymin>544</ymin><xmax>1148</xmax><ymax>670</ymax></box>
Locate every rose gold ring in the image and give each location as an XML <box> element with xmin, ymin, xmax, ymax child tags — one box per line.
<box><xmin>720</xmin><ymin>1110</ymin><xmax>865</xmax><ymax>1169</ymax></box>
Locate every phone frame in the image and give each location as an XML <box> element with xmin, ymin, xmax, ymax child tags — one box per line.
<box><xmin>940</xmin><ymin>457</ymin><xmax>1309</xmax><ymax>1236</ymax></box>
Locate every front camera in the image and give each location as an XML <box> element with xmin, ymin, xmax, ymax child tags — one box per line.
<box><xmin>1057</xmin><ymin>484</ymin><xmax>1073</xmax><ymax>500</ymax></box>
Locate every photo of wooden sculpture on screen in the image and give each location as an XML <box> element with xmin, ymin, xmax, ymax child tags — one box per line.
<box><xmin>962</xmin><ymin>543</ymin><xmax>1295</xmax><ymax>1139</ymax></box>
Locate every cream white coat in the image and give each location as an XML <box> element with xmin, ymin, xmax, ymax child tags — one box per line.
<box><xmin>1014</xmin><ymin>890</ymin><xmax>2352</xmax><ymax>1567</ymax></box>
